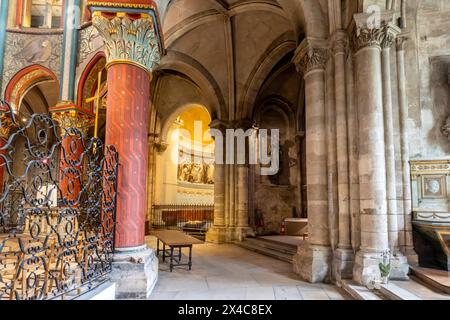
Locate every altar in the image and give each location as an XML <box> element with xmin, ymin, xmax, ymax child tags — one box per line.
<box><xmin>411</xmin><ymin>160</ymin><xmax>450</xmax><ymax>270</ymax></box>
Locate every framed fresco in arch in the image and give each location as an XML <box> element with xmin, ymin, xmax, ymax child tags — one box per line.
<box><xmin>421</xmin><ymin>175</ymin><xmax>447</xmax><ymax>199</ymax></box>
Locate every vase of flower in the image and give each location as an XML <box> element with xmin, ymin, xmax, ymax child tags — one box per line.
<box><xmin>379</xmin><ymin>249</ymin><xmax>392</xmax><ymax>285</ymax></box>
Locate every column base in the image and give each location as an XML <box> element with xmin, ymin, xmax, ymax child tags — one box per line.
<box><xmin>230</xmin><ymin>227</ymin><xmax>253</xmax><ymax>242</ymax></box>
<box><xmin>110</xmin><ymin>246</ymin><xmax>159</xmax><ymax>300</ymax></box>
<box><xmin>293</xmin><ymin>243</ymin><xmax>332</xmax><ymax>283</ymax></box>
<box><xmin>333</xmin><ymin>248</ymin><xmax>354</xmax><ymax>283</ymax></box>
<box><xmin>353</xmin><ymin>250</ymin><xmax>410</xmax><ymax>285</ymax></box>
<box><xmin>390</xmin><ymin>253</ymin><xmax>410</xmax><ymax>280</ymax></box>
<box><xmin>206</xmin><ymin>227</ymin><xmax>227</xmax><ymax>244</ymax></box>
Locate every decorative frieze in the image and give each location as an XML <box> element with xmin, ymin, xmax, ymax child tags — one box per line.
<box><xmin>91</xmin><ymin>14</ymin><xmax>162</xmax><ymax>74</ymax></box>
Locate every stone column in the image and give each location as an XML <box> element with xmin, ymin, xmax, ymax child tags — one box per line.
<box><xmin>381</xmin><ymin>32</ymin><xmax>399</xmax><ymax>252</ymax></box>
<box><xmin>396</xmin><ymin>35</ymin><xmax>417</xmax><ymax>263</ymax></box>
<box><xmin>292</xmin><ymin>38</ymin><xmax>332</xmax><ymax>283</ymax></box>
<box><xmin>352</xmin><ymin>12</ymin><xmax>400</xmax><ymax>285</ymax></box>
<box><xmin>50</xmin><ymin>104</ymin><xmax>94</xmax><ymax>204</ymax></box>
<box><xmin>206</xmin><ymin>120</ymin><xmax>228</xmax><ymax>244</ymax></box>
<box><xmin>380</xmin><ymin>29</ymin><xmax>410</xmax><ymax>279</ymax></box>
<box><xmin>89</xmin><ymin>1</ymin><xmax>163</xmax><ymax>299</ymax></box>
<box><xmin>332</xmin><ymin>30</ymin><xmax>354</xmax><ymax>281</ymax></box>
<box><xmin>236</xmin><ymin>164</ymin><xmax>249</xmax><ymax>240</ymax></box>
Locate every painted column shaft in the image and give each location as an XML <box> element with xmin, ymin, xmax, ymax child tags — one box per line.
<box><xmin>59</xmin><ymin>135</ymin><xmax>83</xmax><ymax>204</ymax></box>
<box><xmin>60</xmin><ymin>0</ymin><xmax>80</xmax><ymax>101</ymax></box>
<box><xmin>105</xmin><ymin>64</ymin><xmax>151</xmax><ymax>249</ymax></box>
<box><xmin>0</xmin><ymin>0</ymin><xmax>9</xmax><ymax>96</ymax></box>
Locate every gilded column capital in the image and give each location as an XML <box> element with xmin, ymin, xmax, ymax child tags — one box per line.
<box><xmin>91</xmin><ymin>12</ymin><xmax>162</xmax><ymax>75</ymax></box>
<box><xmin>351</xmin><ymin>11</ymin><xmax>401</xmax><ymax>52</ymax></box>
<box><xmin>0</xmin><ymin>116</ymin><xmax>14</xmax><ymax>140</ymax></box>
<box><xmin>293</xmin><ymin>38</ymin><xmax>330</xmax><ymax>76</ymax></box>
<box><xmin>51</xmin><ymin>104</ymin><xmax>95</xmax><ymax>136</ymax></box>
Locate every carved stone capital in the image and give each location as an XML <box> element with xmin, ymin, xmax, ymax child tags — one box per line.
<box><xmin>293</xmin><ymin>38</ymin><xmax>330</xmax><ymax>75</ymax></box>
<box><xmin>352</xmin><ymin>11</ymin><xmax>401</xmax><ymax>52</ymax></box>
<box><xmin>331</xmin><ymin>30</ymin><xmax>349</xmax><ymax>56</ymax></box>
<box><xmin>91</xmin><ymin>13</ymin><xmax>162</xmax><ymax>74</ymax></box>
<box><xmin>396</xmin><ymin>33</ymin><xmax>410</xmax><ymax>51</ymax></box>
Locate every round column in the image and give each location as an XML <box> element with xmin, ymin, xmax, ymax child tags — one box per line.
<box><xmin>91</xmin><ymin>8</ymin><xmax>162</xmax><ymax>250</ymax></box>
<box><xmin>51</xmin><ymin>106</ymin><xmax>94</xmax><ymax>206</ymax></box>
<box><xmin>293</xmin><ymin>40</ymin><xmax>332</xmax><ymax>283</ymax></box>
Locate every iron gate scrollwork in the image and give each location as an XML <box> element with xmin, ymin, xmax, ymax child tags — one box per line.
<box><xmin>0</xmin><ymin>101</ymin><xmax>119</xmax><ymax>300</ymax></box>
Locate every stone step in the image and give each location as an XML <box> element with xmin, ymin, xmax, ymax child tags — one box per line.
<box><xmin>341</xmin><ymin>280</ymin><xmax>384</xmax><ymax>300</ymax></box>
<box><xmin>378</xmin><ymin>283</ymin><xmax>422</xmax><ymax>300</ymax></box>
<box><xmin>234</xmin><ymin>240</ymin><xmax>294</xmax><ymax>263</ymax></box>
<box><xmin>410</xmin><ymin>266</ymin><xmax>450</xmax><ymax>295</ymax></box>
<box><xmin>243</xmin><ymin>237</ymin><xmax>298</xmax><ymax>255</ymax></box>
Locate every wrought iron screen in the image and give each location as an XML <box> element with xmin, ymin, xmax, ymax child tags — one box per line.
<box><xmin>0</xmin><ymin>101</ymin><xmax>119</xmax><ymax>300</ymax></box>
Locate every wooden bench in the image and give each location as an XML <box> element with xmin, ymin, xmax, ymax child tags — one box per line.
<box><xmin>152</xmin><ymin>230</ymin><xmax>203</xmax><ymax>272</ymax></box>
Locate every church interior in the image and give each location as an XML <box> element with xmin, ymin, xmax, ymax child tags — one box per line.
<box><xmin>0</xmin><ymin>0</ymin><xmax>449</xmax><ymax>301</ymax></box>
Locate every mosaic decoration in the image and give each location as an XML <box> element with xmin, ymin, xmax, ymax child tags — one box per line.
<box><xmin>2</xmin><ymin>31</ymin><xmax>62</xmax><ymax>97</ymax></box>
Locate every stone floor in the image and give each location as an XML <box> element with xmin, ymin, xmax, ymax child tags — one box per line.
<box><xmin>145</xmin><ymin>236</ymin><xmax>351</xmax><ymax>300</ymax></box>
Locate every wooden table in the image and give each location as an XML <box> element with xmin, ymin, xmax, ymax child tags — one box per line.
<box><xmin>152</xmin><ymin>230</ymin><xmax>203</xmax><ymax>272</ymax></box>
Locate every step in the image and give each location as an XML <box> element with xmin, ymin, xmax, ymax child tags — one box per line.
<box><xmin>235</xmin><ymin>241</ymin><xmax>294</xmax><ymax>263</ymax></box>
<box><xmin>410</xmin><ymin>266</ymin><xmax>450</xmax><ymax>295</ymax></box>
<box><xmin>378</xmin><ymin>283</ymin><xmax>422</xmax><ymax>300</ymax></box>
<box><xmin>244</xmin><ymin>238</ymin><xmax>297</xmax><ymax>255</ymax></box>
<box><xmin>341</xmin><ymin>280</ymin><xmax>384</xmax><ymax>300</ymax></box>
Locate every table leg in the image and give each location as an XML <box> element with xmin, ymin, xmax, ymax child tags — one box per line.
<box><xmin>188</xmin><ymin>245</ymin><xmax>192</xmax><ymax>271</ymax></box>
<box><xmin>157</xmin><ymin>239</ymin><xmax>160</xmax><ymax>257</ymax></box>
<box><xmin>170</xmin><ymin>247</ymin><xmax>174</xmax><ymax>272</ymax></box>
<box><xmin>162</xmin><ymin>243</ymin><xmax>166</xmax><ymax>262</ymax></box>
<box><xmin>179</xmin><ymin>247</ymin><xmax>182</xmax><ymax>261</ymax></box>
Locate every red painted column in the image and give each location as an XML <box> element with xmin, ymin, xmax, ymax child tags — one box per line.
<box><xmin>59</xmin><ymin>135</ymin><xmax>83</xmax><ymax>205</ymax></box>
<box><xmin>105</xmin><ymin>63</ymin><xmax>151</xmax><ymax>249</ymax></box>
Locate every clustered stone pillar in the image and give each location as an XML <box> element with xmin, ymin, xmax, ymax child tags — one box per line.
<box><xmin>332</xmin><ymin>30</ymin><xmax>354</xmax><ymax>281</ymax></box>
<box><xmin>292</xmin><ymin>39</ymin><xmax>332</xmax><ymax>283</ymax></box>
<box><xmin>89</xmin><ymin>0</ymin><xmax>163</xmax><ymax>299</ymax></box>
<box><xmin>352</xmin><ymin>12</ymin><xmax>409</xmax><ymax>284</ymax></box>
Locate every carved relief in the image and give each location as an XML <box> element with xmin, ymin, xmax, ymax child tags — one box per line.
<box><xmin>178</xmin><ymin>162</ymin><xmax>214</xmax><ymax>185</ymax></box>
<box><xmin>351</xmin><ymin>23</ymin><xmax>400</xmax><ymax>52</ymax></box>
<box><xmin>2</xmin><ymin>31</ymin><xmax>62</xmax><ymax>95</ymax></box>
<box><xmin>442</xmin><ymin>117</ymin><xmax>450</xmax><ymax>141</ymax></box>
<box><xmin>52</xmin><ymin>110</ymin><xmax>94</xmax><ymax>135</ymax></box>
<box><xmin>294</xmin><ymin>47</ymin><xmax>329</xmax><ymax>75</ymax></box>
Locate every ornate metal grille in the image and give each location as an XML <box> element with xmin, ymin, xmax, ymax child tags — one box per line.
<box><xmin>0</xmin><ymin>101</ymin><xmax>119</xmax><ymax>300</ymax></box>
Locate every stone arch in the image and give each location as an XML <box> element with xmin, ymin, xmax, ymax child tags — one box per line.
<box><xmin>239</xmin><ymin>32</ymin><xmax>297</xmax><ymax>119</ymax></box>
<box><xmin>158</xmin><ymin>50</ymin><xmax>228</xmax><ymax>120</ymax></box>
<box><xmin>5</xmin><ymin>64</ymin><xmax>59</xmax><ymax>112</ymax></box>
